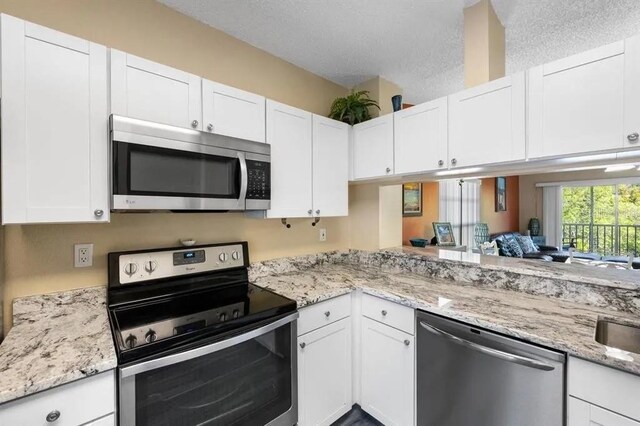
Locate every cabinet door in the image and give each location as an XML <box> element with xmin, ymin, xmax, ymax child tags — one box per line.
<box><xmin>569</xmin><ymin>397</ymin><xmax>640</xmax><ymax>426</ymax></box>
<box><xmin>312</xmin><ymin>115</ymin><xmax>349</xmax><ymax>217</ymax></box>
<box><xmin>202</xmin><ymin>80</ymin><xmax>266</xmax><ymax>142</ymax></box>
<box><xmin>352</xmin><ymin>114</ymin><xmax>394</xmax><ymax>179</ymax></box>
<box><xmin>448</xmin><ymin>72</ymin><xmax>525</xmax><ymax>168</ymax></box>
<box><xmin>110</xmin><ymin>49</ymin><xmax>202</xmax><ymax>129</ymax></box>
<box><xmin>298</xmin><ymin>318</ymin><xmax>352</xmax><ymax>426</ymax></box>
<box><xmin>528</xmin><ymin>42</ymin><xmax>628</xmax><ymax>159</ymax></box>
<box><xmin>361</xmin><ymin>317</ymin><xmax>414</xmax><ymax>426</ymax></box>
<box><xmin>1</xmin><ymin>15</ymin><xmax>109</xmax><ymax>224</ymax></box>
<box><xmin>394</xmin><ymin>97</ymin><xmax>448</xmax><ymax>174</ymax></box>
<box><xmin>266</xmin><ymin>100</ymin><xmax>313</xmax><ymax>218</ymax></box>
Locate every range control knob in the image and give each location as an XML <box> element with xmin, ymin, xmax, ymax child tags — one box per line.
<box><xmin>145</xmin><ymin>330</ymin><xmax>157</xmax><ymax>343</ymax></box>
<box><xmin>218</xmin><ymin>312</ymin><xmax>227</xmax><ymax>322</ymax></box>
<box><xmin>231</xmin><ymin>251</ymin><xmax>240</xmax><ymax>261</ymax></box>
<box><xmin>125</xmin><ymin>334</ymin><xmax>137</xmax><ymax>349</ymax></box>
<box><xmin>232</xmin><ymin>309</ymin><xmax>240</xmax><ymax>319</ymax></box>
<box><xmin>124</xmin><ymin>263</ymin><xmax>138</xmax><ymax>276</ymax></box>
<box><xmin>218</xmin><ymin>252</ymin><xmax>229</xmax><ymax>262</ymax></box>
<box><xmin>144</xmin><ymin>260</ymin><xmax>158</xmax><ymax>274</ymax></box>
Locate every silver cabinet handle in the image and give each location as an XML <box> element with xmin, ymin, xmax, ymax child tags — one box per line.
<box><xmin>299</xmin><ymin>342</ymin><xmax>306</xmax><ymax>349</ymax></box>
<box><xmin>46</xmin><ymin>410</ymin><xmax>60</xmax><ymax>422</ymax></box>
<box><xmin>324</xmin><ymin>311</ymin><xmax>330</xmax><ymax>317</ymax></box>
<box><xmin>94</xmin><ymin>209</ymin><xmax>104</xmax><ymax>217</ymax></box>
<box><xmin>438</xmin><ymin>160</ymin><xmax>444</xmax><ymax>167</ymax></box>
<box><xmin>385</xmin><ymin>167</ymin><xmax>391</xmax><ymax>173</ymax></box>
<box><xmin>307</xmin><ymin>209</ymin><xmax>313</xmax><ymax>215</ymax></box>
<box><xmin>207</xmin><ymin>123</ymin><xmax>214</xmax><ymax>131</ymax></box>
<box><xmin>404</xmin><ymin>339</ymin><xmax>410</xmax><ymax>346</ymax></box>
<box><xmin>419</xmin><ymin>321</ymin><xmax>555</xmax><ymax>371</ymax></box>
<box><xmin>451</xmin><ymin>158</ymin><xmax>457</xmax><ymax>166</ymax></box>
<box><xmin>628</xmin><ymin>132</ymin><xmax>639</xmax><ymax>143</ymax></box>
<box><xmin>381</xmin><ymin>310</ymin><xmax>387</xmax><ymax>316</ymax></box>
<box><xmin>316</xmin><ymin>209</ymin><xmax>320</xmax><ymax>215</ymax></box>
<box><xmin>191</xmin><ymin>120</ymin><xmax>199</xmax><ymax>128</ymax></box>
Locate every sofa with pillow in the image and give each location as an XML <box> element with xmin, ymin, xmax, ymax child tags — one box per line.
<box><xmin>490</xmin><ymin>232</ymin><xmax>605</xmax><ymax>263</ymax></box>
<box><xmin>490</xmin><ymin>232</ymin><xmax>556</xmax><ymax>261</ymax></box>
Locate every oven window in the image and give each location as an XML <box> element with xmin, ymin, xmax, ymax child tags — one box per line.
<box><xmin>114</xmin><ymin>142</ymin><xmax>240</xmax><ymax>198</ymax></box>
<box><xmin>132</xmin><ymin>323</ymin><xmax>293</xmax><ymax>426</ymax></box>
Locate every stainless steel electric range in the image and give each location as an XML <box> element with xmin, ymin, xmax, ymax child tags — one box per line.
<box><xmin>107</xmin><ymin>242</ymin><xmax>298</xmax><ymax>426</ymax></box>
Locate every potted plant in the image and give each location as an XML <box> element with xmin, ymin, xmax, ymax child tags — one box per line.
<box><xmin>328</xmin><ymin>90</ymin><xmax>380</xmax><ymax>125</ymax></box>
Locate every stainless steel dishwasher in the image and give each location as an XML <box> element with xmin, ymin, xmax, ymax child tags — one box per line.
<box><xmin>416</xmin><ymin>310</ymin><xmax>565</xmax><ymax>426</ymax></box>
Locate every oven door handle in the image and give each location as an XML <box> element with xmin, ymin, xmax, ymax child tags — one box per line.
<box><xmin>237</xmin><ymin>152</ymin><xmax>248</xmax><ymax>207</ymax></box>
<box><xmin>419</xmin><ymin>321</ymin><xmax>555</xmax><ymax>371</ymax></box>
<box><xmin>120</xmin><ymin>312</ymin><xmax>298</xmax><ymax>377</ymax></box>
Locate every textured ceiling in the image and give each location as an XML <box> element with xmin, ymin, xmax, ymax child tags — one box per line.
<box><xmin>158</xmin><ymin>0</ymin><xmax>640</xmax><ymax>104</ymax></box>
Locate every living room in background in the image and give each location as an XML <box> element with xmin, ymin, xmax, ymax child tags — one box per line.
<box><xmin>562</xmin><ymin>182</ymin><xmax>640</xmax><ymax>256</ymax></box>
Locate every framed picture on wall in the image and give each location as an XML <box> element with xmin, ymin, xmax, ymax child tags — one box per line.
<box><xmin>495</xmin><ymin>177</ymin><xmax>507</xmax><ymax>212</ymax></box>
<box><xmin>402</xmin><ymin>183</ymin><xmax>422</xmax><ymax>217</ymax></box>
<box><xmin>432</xmin><ymin>222</ymin><xmax>456</xmax><ymax>246</ymax></box>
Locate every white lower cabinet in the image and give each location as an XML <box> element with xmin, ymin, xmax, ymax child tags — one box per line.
<box><xmin>570</xmin><ymin>397</ymin><xmax>640</xmax><ymax>426</ymax></box>
<box><xmin>568</xmin><ymin>356</ymin><xmax>640</xmax><ymax>425</ymax></box>
<box><xmin>360</xmin><ymin>316</ymin><xmax>414</xmax><ymax>426</ymax></box>
<box><xmin>298</xmin><ymin>317</ymin><xmax>352</xmax><ymax>426</ymax></box>
<box><xmin>0</xmin><ymin>371</ymin><xmax>115</xmax><ymax>426</ymax></box>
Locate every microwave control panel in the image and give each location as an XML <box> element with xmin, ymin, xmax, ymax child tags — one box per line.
<box><xmin>246</xmin><ymin>160</ymin><xmax>270</xmax><ymax>200</ymax></box>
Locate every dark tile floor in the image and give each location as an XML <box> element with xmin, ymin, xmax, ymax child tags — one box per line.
<box><xmin>331</xmin><ymin>404</ymin><xmax>383</xmax><ymax>426</ymax></box>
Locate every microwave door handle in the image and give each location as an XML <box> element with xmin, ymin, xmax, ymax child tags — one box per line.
<box><xmin>419</xmin><ymin>321</ymin><xmax>555</xmax><ymax>371</ymax></box>
<box><xmin>238</xmin><ymin>152</ymin><xmax>248</xmax><ymax>207</ymax></box>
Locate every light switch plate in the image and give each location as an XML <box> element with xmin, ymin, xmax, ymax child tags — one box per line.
<box><xmin>319</xmin><ymin>228</ymin><xmax>327</xmax><ymax>242</ymax></box>
<box><xmin>74</xmin><ymin>243</ymin><xmax>94</xmax><ymax>267</ymax></box>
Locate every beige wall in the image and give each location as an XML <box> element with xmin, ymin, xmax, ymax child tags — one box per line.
<box><xmin>464</xmin><ymin>0</ymin><xmax>505</xmax><ymax>88</ymax></box>
<box><xmin>480</xmin><ymin>176</ymin><xmax>520</xmax><ymax>234</ymax></box>
<box><xmin>353</xmin><ymin>76</ymin><xmax>403</xmax><ymax>116</ymax></box>
<box><xmin>0</xmin><ymin>0</ymin><xmax>350</xmax><ymax>335</ymax></box>
<box><xmin>379</xmin><ymin>185</ymin><xmax>403</xmax><ymax>248</ymax></box>
<box><xmin>518</xmin><ymin>169</ymin><xmax>640</xmax><ymax>233</ymax></box>
<box><xmin>349</xmin><ymin>183</ymin><xmax>403</xmax><ymax>250</ymax></box>
<box><xmin>402</xmin><ymin>182</ymin><xmax>439</xmax><ymax>245</ymax></box>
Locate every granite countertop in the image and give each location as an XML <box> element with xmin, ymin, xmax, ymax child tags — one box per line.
<box><xmin>252</xmin><ymin>256</ymin><xmax>640</xmax><ymax>376</ymax></box>
<box><xmin>0</xmin><ymin>286</ymin><xmax>117</xmax><ymax>404</ymax></box>
<box><xmin>396</xmin><ymin>246</ymin><xmax>640</xmax><ymax>290</ymax></box>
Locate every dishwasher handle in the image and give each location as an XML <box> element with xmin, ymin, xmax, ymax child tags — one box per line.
<box><xmin>419</xmin><ymin>321</ymin><xmax>555</xmax><ymax>371</ymax></box>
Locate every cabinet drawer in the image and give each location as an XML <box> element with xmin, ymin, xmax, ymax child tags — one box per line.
<box><xmin>298</xmin><ymin>294</ymin><xmax>351</xmax><ymax>336</ymax></box>
<box><xmin>568</xmin><ymin>356</ymin><xmax>640</xmax><ymax>421</ymax></box>
<box><xmin>362</xmin><ymin>293</ymin><xmax>415</xmax><ymax>335</ymax></box>
<box><xmin>0</xmin><ymin>371</ymin><xmax>115</xmax><ymax>426</ymax></box>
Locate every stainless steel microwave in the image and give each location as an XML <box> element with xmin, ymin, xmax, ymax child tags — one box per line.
<box><xmin>110</xmin><ymin>115</ymin><xmax>270</xmax><ymax>211</ymax></box>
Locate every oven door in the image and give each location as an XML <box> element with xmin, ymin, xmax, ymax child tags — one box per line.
<box><xmin>112</xmin><ymin>138</ymin><xmax>248</xmax><ymax>211</ymax></box>
<box><xmin>119</xmin><ymin>313</ymin><xmax>298</xmax><ymax>426</ymax></box>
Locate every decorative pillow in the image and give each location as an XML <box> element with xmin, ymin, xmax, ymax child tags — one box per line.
<box><xmin>495</xmin><ymin>239</ymin><xmax>513</xmax><ymax>257</ymax></box>
<box><xmin>516</xmin><ymin>235</ymin><xmax>539</xmax><ymax>254</ymax></box>
<box><xmin>506</xmin><ymin>238</ymin><xmax>524</xmax><ymax>258</ymax></box>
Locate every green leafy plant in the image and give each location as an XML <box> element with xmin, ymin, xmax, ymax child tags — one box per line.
<box><xmin>328</xmin><ymin>90</ymin><xmax>380</xmax><ymax>125</ymax></box>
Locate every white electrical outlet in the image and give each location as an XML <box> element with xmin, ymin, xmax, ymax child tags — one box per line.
<box><xmin>74</xmin><ymin>243</ymin><xmax>94</xmax><ymax>268</ymax></box>
<box><xmin>319</xmin><ymin>228</ymin><xmax>327</xmax><ymax>242</ymax></box>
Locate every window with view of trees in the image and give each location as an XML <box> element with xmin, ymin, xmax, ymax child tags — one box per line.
<box><xmin>562</xmin><ymin>184</ymin><xmax>640</xmax><ymax>256</ymax></box>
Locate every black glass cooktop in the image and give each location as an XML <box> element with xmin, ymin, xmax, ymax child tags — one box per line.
<box><xmin>109</xmin><ymin>283</ymin><xmax>296</xmax><ymax>365</ymax></box>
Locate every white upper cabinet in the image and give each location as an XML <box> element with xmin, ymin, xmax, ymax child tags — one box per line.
<box><xmin>528</xmin><ymin>36</ymin><xmax>640</xmax><ymax>159</ymax></box>
<box><xmin>266</xmin><ymin>100</ymin><xmax>313</xmax><ymax>218</ymax></box>
<box><xmin>1</xmin><ymin>14</ymin><xmax>109</xmax><ymax>224</ymax></box>
<box><xmin>352</xmin><ymin>114</ymin><xmax>394</xmax><ymax>179</ymax></box>
<box><xmin>202</xmin><ymin>80</ymin><xmax>266</xmax><ymax>142</ymax></box>
<box><xmin>110</xmin><ymin>49</ymin><xmax>202</xmax><ymax>129</ymax></box>
<box><xmin>448</xmin><ymin>72</ymin><xmax>526</xmax><ymax>168</ymax></box>
<box><xmin>394</xmin><ymin>97</ymin><xmax>448</xmax><ymax>174</ymax></box>
<box><xmin>312</xmin><ymin>115</ymin><xmax>349</xmax><ymax>217</ymax></box>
